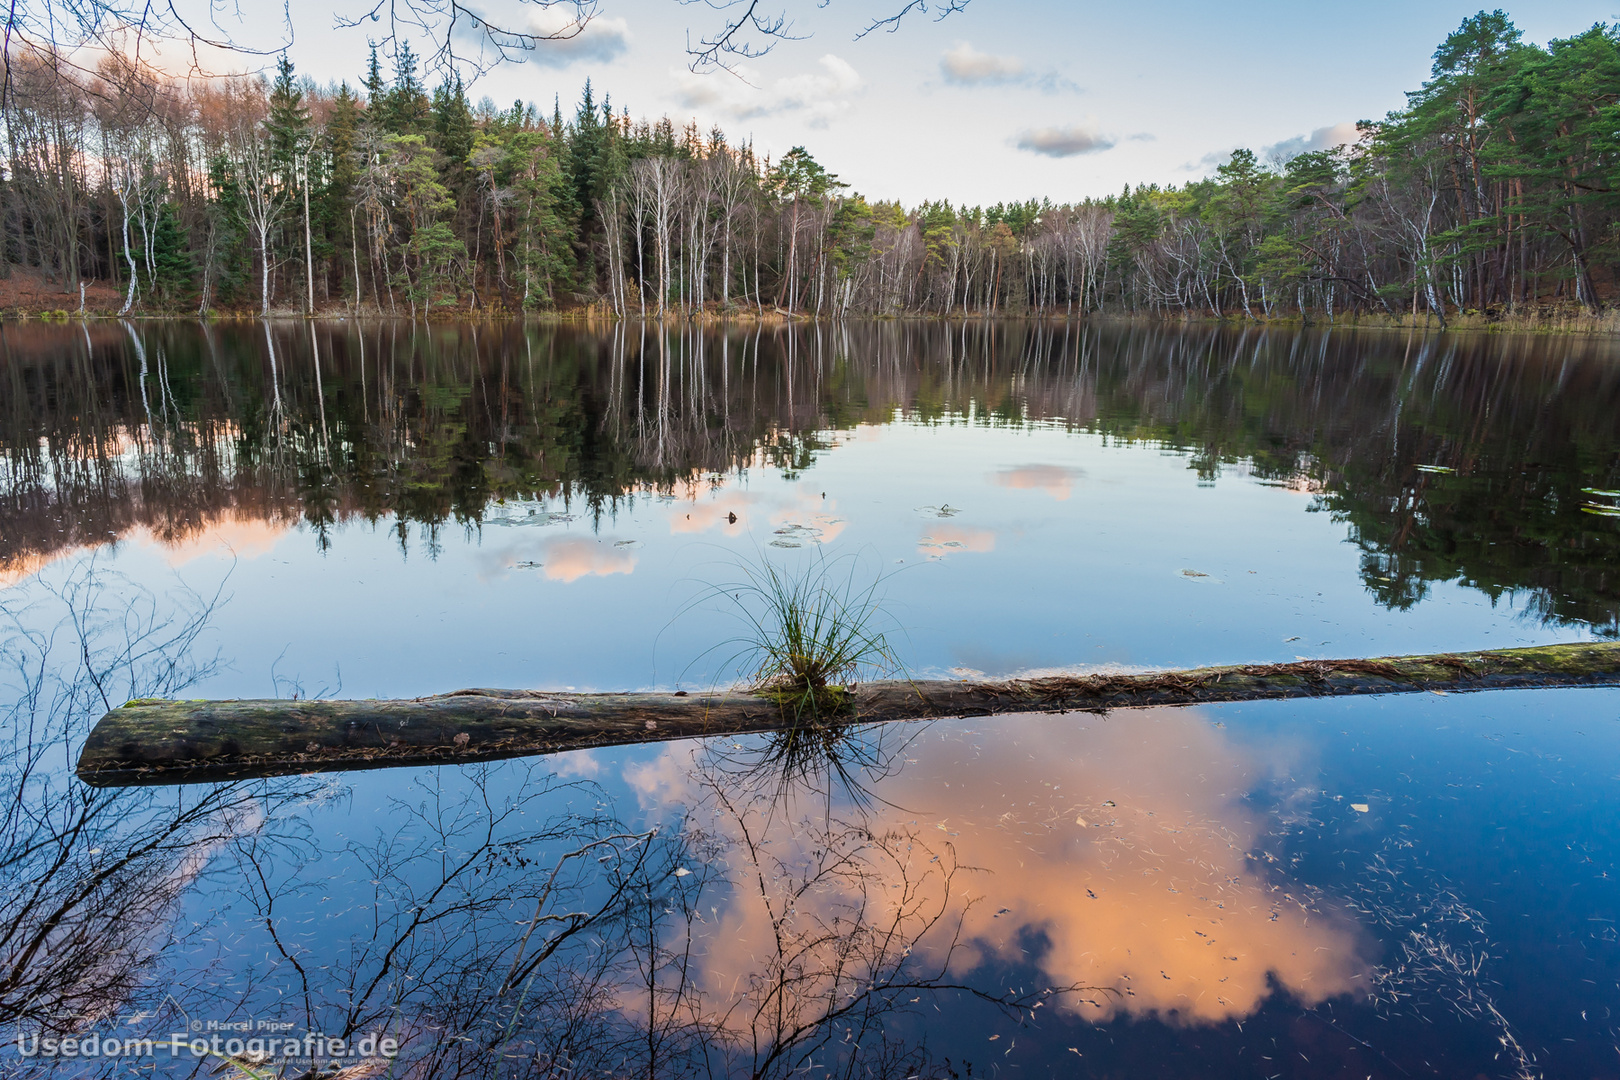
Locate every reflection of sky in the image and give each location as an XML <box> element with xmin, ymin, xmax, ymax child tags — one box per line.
<box><xmin>630</xmin><ymin>707</ymin><xmax>1370</xmax><ymax>1027</ymax></box>
<box><xmin>8</xmin><ymin>413</ymin><xmax>1577</xmax><ymax>701</ymax></box>
<box><xmin>137</xmin><ymin>686</ymin><xmax>1620</xmax><ymax>1076</ymax></box>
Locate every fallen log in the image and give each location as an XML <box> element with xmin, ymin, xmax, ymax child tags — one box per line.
<box><xmin>76</xmin><ymin>641</ymin><xmax>1620</xmax><ymax>787</ymax></box>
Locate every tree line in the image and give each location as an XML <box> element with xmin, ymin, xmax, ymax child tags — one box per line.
<box><xmin>1</xmin><ymin>9</ymin><xmax>1615</xmax><ymax>319</ymax></box>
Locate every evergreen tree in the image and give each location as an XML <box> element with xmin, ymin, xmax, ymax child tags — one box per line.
<box><xmin>267</xmin><ymin>54</ymin><xmax>311</xmax><ymax>176</ymax></box>
<box><xmin>380</xmin><ymin>43</ymin><xmax>430</xmax><ymax>135</ymax></box>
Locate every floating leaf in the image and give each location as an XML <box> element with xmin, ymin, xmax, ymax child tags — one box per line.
<box><xmin>1351</xmin><ymin>803</ymin><xmax>1370</xmax><ymax>813</ymax></box>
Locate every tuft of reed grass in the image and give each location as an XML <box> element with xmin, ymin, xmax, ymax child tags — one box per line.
<box><xmin>711</xmin><ymin>553</ymin><xmax>900</xmax><ymax>723</ymax></box>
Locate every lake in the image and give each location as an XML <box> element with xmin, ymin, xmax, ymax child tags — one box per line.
<box><xmin>2</xmin><ymin>320</ymin><xmax>1619</xmax><ymax>1078</ymax></box>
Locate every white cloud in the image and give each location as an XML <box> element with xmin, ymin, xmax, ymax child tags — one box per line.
<box><xmin>673</xmin><ymin>54</ymin><xmax>863</xmax><ymax>128</ymax></box>
<box><xmin>1262</xmin><ymin>121</ymin><xmax>1361</xmax><ymax>162</ymax></box>
<box><xmin>938</xmin><ymin>42</ymin><xmax>1080</xmax><ymax>94</ymax></box>
<box><xmin>941</xmin><ymin>42</ymin><xmax>1025</xmax><ymax>85</ymax></box>
<box><xmin>1015</xmin><ymin>124</ymin><xmax>1116</xmax><ymax>158</ymax></box>
<box><xmin>525</xmin><ymin>8</ymin><xmax>631</xmax><ymax>68</ymax></box>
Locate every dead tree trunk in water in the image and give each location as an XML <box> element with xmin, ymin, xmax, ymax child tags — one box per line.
<box><xmin>77</xmin><ymin>641</ymin><xmax>1620</xmax><ymax>786</ymax></box>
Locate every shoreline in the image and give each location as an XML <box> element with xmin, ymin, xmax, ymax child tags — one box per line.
<box><xmin>6</xmin><ymin>307</ymin><xmax>1620</xmax><ymax>336</ymax></box>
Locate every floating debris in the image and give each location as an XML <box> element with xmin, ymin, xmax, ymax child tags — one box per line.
<box><xmin>770</xmin><ymin>519</ymin><xmax>839</xmax><ymax>547</ymax></box>
<box><xmin>486</xmin><ymin>502</ymin><xmax>575</xmax><ymax>528</ymax></box>
<box><xmin>1351</xmin><ymin>803</ymin><xmax>1370</xmax><ymax>813</ymax></box>
<box><xmin>1414</xmin><ymin>464</ymin><xmax>1455</xmax><ymax>474</ymax></box>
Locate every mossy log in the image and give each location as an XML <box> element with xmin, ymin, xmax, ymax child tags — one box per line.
<box><xmin>77</xmin><ymin>641</ymin><xmax>1620</xmax><ymax>786</ymax></box>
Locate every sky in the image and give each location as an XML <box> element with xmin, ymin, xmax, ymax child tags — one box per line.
<box><xmin>170</xmin><ymin>0</ymin><xmax>1619</xmax><ymax>205</ymax></box>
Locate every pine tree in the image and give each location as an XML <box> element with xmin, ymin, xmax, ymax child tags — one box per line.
<box><xmin>267</xmin><ymin>54</ymin><xmax>310</xmax><ymax>176</ymax></box>
<box><xmin>380</xmin><ymin>43</ymin><xmax>430</xmax><ymax>135</ymax></box>
<box><xmin>147</xmin><ymin>203</ymin><xmax>197</xmax><ymax>306</ymax></box>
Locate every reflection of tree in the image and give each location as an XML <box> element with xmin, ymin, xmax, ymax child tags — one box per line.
<box><xmin>4</xmin><ymin>571</ymin><xmax>1371</xmax><ymax>1076</ymax></box>
<box><xmin>4</xmin><ymin>321</ymin><xmax>1620</xmax><ymax>629</ymax></box>
<box><xmin>0</xmin><ymin>564</ymin><xmax>319</xmax><ymax>1034</ymax></box>
<box><xmin>221</xmin><ymin>763</ymin><xmax>683</xmax><ymax>1077</ymax></box>
<box><xmin>58</xmin><ymin>710</ymin><xmax>1102</xmax><ymax>1078</ymax></box>
<box><xmin>675</xmin><ymin>746</ymin><xmax>1106</xmax><ymax>1079</ymax></box>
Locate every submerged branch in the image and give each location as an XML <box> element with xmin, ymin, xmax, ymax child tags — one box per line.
<box><xmin>77</xmin><ymin>641</ymin><xmax>1620</xmax><ymax>787</ymax></box>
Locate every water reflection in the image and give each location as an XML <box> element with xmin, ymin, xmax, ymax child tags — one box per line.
<box><xmin>638</xmin><ymin>709</ymin><xmax>1368</xmax><ymax>1030</ymax></box>
<box><xmin>0</xmin><ymin>566</ymin><xmax>322</xmax><ymax>1035</ymax></box>
<box><xmin>4</xmin><ymin>321</ymin><xmax>1619</xmax><ymax>635</ymax></box>
<box><xmin>6</xmin><ymin>558</ymin><xmax>1618</xmax><ymax>1076</ymax></box>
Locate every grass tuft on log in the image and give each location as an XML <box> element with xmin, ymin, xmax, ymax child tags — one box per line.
<box><xmin>708</xmin><ymin>553</ymin><xmax>901</xmax><ymax>723</ymax></box>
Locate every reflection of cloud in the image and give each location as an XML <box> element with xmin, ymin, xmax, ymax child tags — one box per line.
<box><xmin>526</xmin><ymin>7</ymin><xmax>632</xmax><ymax>67</ymax></box>
<box><xmin>552</xmin><ymin>748</ymin><xmax>603</xmax><ymax>778</ymax></box>
<box><xmin>992</xmin><ymin>464</ymin><xmax>1083</xmax><ymax>500</ymax></box>
<box><xmin>0</xmin><ymin>547</ymin><xmax>89</xmax><ymax>588</ymax></box>
<box><xmin>140</xmin><ymin>515</ymin><xmax>289</xmax><ymax>566</ymax></box>
<box><xmin>635</xmin><ymin>709</ymin><xmax>1367</xmax><ymax>1027</ymax></box>
<box><xmin>669</xmin><ymin>493</ymin><xmax>758</xmax><ymax>535</ymax></box>
<box><xmin>481</xmin><ymin>536</ymin><xmax>637</xmax><ymax>582</ymax></box>
<box><xmin>918</xmin><ymin>524</ymin><xmax>996</xmax><ymax>557</ymax></box>
<box><xmin>536</xmin><ymin>538</ymin><xmax>637</xmax><ymax>583</ymax></box>
<box><xmin>674</xmin><ymin>54</ymin><xmax>862</xmax><ymax>128</ymax></box>
<box><xmin>663</xmin><ymin>487</ymin><xmax>843</xmax><ymax>544</ymax></box>
<box><xmin>767</xmin><ymin>504</ymin><xmax>846</xmax><ymax>546</ymax></box>
<box><xmin>1015</xmin><ymin>125</ymin><xmax>1115</xmax><ymax>157</ymax></box>
<box><xmin>2</xmin><ymin>513</ymin><xmax>291</xmax><ymax>586</ymax></box>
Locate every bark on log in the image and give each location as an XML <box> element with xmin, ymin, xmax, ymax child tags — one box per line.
<box><xmin>76</xmin><ymin>641</ymin><xmax>1620</xmax><ymax>787</ymax></box>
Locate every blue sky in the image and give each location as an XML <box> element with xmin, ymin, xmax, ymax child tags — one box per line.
<box><xmin>243</xmin><ymin>0</ymin><xmax>1616</xmax><ymax>204</ymax></box>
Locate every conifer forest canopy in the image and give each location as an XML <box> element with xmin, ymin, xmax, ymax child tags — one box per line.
<box><xmin>1</xmin><ymin>9</ymin><xmax>1617</xmax><ymax>319</ymax></box>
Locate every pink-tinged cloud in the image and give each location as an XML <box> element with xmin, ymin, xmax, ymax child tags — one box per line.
<box><xmin>918</xmin><ymin>524</ymin><xmax>996</xmax><ymax>557</ymax></box>
<box><xmin>629</xmin><ymin>709</ymin><xmax>1368</xmax><ymax>1033</ymax></box>
<box><xmin>141</xmin><ymin>515</ymin><xmax>291</xmax><ymax>566</ymax></box>
<box><xmin>1</xmin><ymin>512</ymin><xmax>292</xmax><ymax>587</ymax></box>
<box><xmin>537</xmin><ymin>538</ymin><xmax>637</xmax><ymax>583</ymax></box>
<box><xmin>669</xmin><ymin>494</ymin><xmax>757</xmax><ymax>535</ymax></box>
<box><xmin>0</xmin><ymin>547</ymin><xmax>89</xmax><ymax>588</ymax></box>
<box><xmin>481</xmin><ymin>536</ymin><xmax>638</xmax><ymax>583</ymax></box>
<box><xmin>992</xmin><ymin>464</ymin><xmax>1084</xmax><ymax>500</ymax></box>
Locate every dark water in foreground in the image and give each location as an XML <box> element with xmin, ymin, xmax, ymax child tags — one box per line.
<box><xmin>2</xmin><ymin>321</ymin><xmax>1620</xmax><ymax>1077</ymax></box>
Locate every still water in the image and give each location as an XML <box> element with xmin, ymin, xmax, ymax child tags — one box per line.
<box><xmin>2</xmin><ymin>321</ymin><xmax>1619</xmax><ymax>1077</ymax></box>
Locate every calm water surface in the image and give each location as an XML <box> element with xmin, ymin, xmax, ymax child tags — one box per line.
<box><xmin>2</xmin><ymin>321</ymin><xmax>1619</xmax><ymax>1077</ymax></box>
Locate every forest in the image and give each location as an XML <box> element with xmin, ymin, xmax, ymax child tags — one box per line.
<box><xmin>1</xmin><ymin>9</ymin><xmax>1616</xmax><ymax>320</ymax></box>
